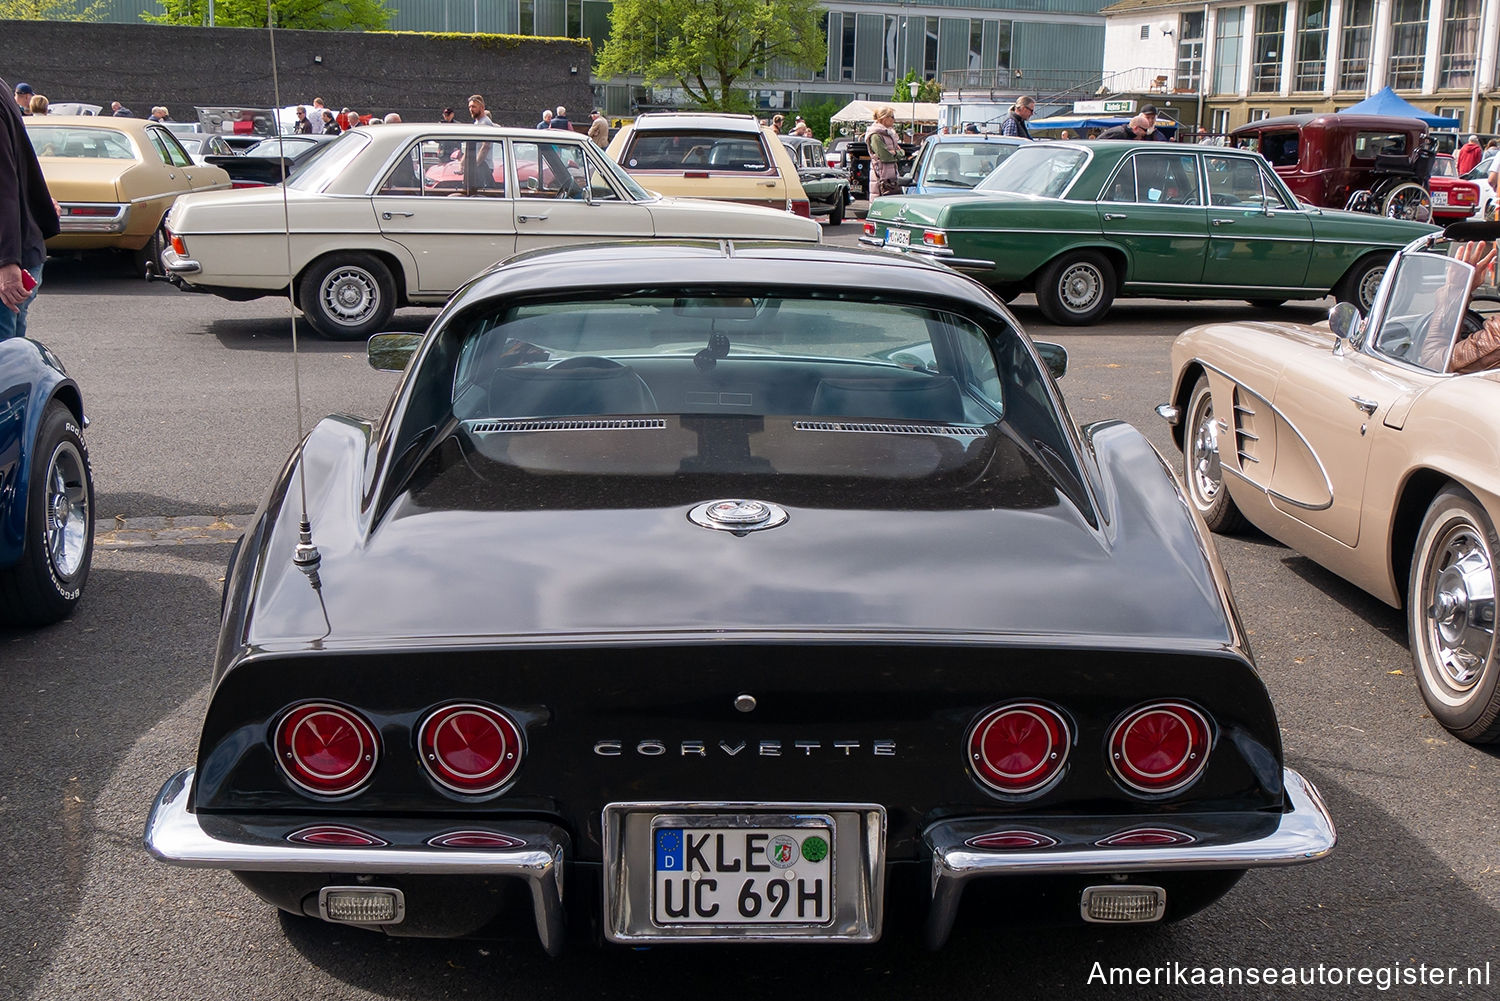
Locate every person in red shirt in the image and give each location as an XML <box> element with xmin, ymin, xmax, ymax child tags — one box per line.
<box><xmin>1457</xmin><ymin>134</ymin><xmax>1484</xmax><ymax>177</ymax></box>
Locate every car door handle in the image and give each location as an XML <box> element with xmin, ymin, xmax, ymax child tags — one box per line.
<box><xmin>758</xmin><ymin>180</ymin><xmax>777</xmax><ymax>187</ymax></box>
<box><xmin>382</xmin><ymin>211</ymin><xmax>414</xmax><ymax>219</ymax></box>
<box><xmin>1212</xmin><ymin>218</ymin><xmax>1236</xmax><ymax>226</ymax></box>
<box><xmin>1102</xmin><ymin>212</ymin><xmax>1127</xmax><ymax>220</ymax></box>
<box><xmin>517</xmin><ymin>213</ymin><xmax>549</xmax><ymax>222</ymax></box>
<box><xmin>1350</xmin><ymin>395</ymin><xmax>1379</xmax><ymax>415</ymax></box>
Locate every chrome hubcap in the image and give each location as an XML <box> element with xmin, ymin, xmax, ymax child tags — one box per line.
<box><xmin>45</xmin><ymin>441</ymin><xmax>89</xmax><ymax>579</ymax></box>
<box><xmin>1058</xmin><ymin>264</ymin><xmax>1102</xmax><ymax>312</ymax></box>
<box><xmin>321</xmin><ymin>266</ymin><xmax>379</xmax><ymax>325</ymax></box>
<box><xmin>1189</xmin><ymin>395</ymin><xmax>1223</xmax><ymax>507</ymax></box>
<box><xmin>1424</xmin><ymin>525</ymin><xmax>1496</xmax><ymax>691</ymax></box>
<box><xmin>1357</xmin><ymin>267</ymin><xmax>1385</xmax><ymax>311</ymax></box>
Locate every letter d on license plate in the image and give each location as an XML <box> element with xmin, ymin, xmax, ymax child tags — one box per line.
<box><xmin>652</xmin><ymin>822</ymin><xmax>834</xmax><ymax>925</ymax></box>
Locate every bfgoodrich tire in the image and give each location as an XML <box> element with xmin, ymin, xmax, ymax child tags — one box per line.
<box><xmin>1334</xmin><ymin>255</ymin><xmax>1389</xmax><ymax>314</ymax></box>
<box><xmin>1182</xmin><ymin>376</ymin><xmax>1248</xmax><ymax>534</ymax></box>
<box><xmin>1035</xmin><ymin>251</ymin><xmax>1115</xmax><ymax>325</ymax></box>
<box><xmin>298</xmin><ymin>253</ymin><xmax>397</xmax><ymax>341</ymax></box>
<box><xmin>1408</xmin><ymin>487</ymin><xmax>1500</xmax><ymax>743</ymax></box>
<box><xmin>0</xmin><ymin>402</ymin><xmax>94</xmax><ymax>626</ymax></box>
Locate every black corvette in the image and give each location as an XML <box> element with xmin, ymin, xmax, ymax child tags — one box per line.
<box><xmin>144</xmin><ymin>242</ymin><xmax>1334</xmax><ymax>952</ymax></box>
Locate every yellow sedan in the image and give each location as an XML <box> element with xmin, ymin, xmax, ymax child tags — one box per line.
<box><xmin>26</xmin><ymin>116</ymin><xmax>231</xmax><ymax>276</ymax></box>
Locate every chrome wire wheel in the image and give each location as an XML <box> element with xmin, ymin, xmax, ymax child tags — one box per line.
<box><xmin>320</xmin><ymin>264</ymin><xmax>382</xmax><ymax>327</ymax></box>
<box><xmin>45</xmin><ymin>440</ymin><xmax>90</xmax><ymax>580</ymax></box>
<box><xmin>1182</xmin><ymin>377</ymin><xmax>1246</xmax><ymax>533</ymax></box>
<box><xmin>1057</xmin><ymin>261</ymin><xmax>1104</xmax><ymax>313</ymax></box>
<box><xmin>1410</xmin><ymin>489</ymin><xmax>1500</xmax><ymax>743</ymax></box>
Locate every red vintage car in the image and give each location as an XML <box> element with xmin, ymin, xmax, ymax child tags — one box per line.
<box><xmin>1230</xmin><ymin>113</ymin><xmax>1445</xmax><ymax>220</ymax></box>
<box><xmin>1426</xmin><ymin>154</ymin><xmax>1481</xmax><ymax>221</ymax></box>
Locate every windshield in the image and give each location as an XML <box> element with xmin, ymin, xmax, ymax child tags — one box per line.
<box><xmin>1370</xmin><ymin>252</ymin><xmax>1472</xmax><ymax>371</ymax></box>
<box><xmin>976</xmin><ymin>145</ymin><xmax>1087</xmax><ymax>198</ymax></box>
<box><xmin>591</xmin><ymin>148</ymin><xmax>652</xmax><ymax>200</ymax></box>
<box><xmin>27</xmin><ymin>126</ymin><xmax>137</xmax><ymax>160</ymax></box>
<box><xmin>285</xmin><ymin>131</ymin><xmax>371</xmax><ymax>191</ymax></box>
<box><xmin>920</xmin><ymin>141</ymin><xmax>1020</xmax><ymax>189</ymax></box>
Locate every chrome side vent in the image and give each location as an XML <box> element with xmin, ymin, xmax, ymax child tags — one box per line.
<box><xmin>466</xmin><ymin>418</ymin><xmax>667</xmax><ymax>434</ymax></box>
<box><xmin>1231</xmin><ymin>389</ymin><xmax>1260</xmax><ymax>466</ymax></box>
<box><xmin>794</xmin><ymin>421</ymin><xmax>986</xmax><ymax>437</ymax></box>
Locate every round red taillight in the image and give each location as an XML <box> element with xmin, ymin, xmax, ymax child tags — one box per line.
<box><xmin>274</xmin><ymin>702</ymin><xmax>380</xmax><ymax>796</ymax></box>
<box><xmin>418</xmin><ymin>704</ymin><xmax>523</xmax><ymax>795</ymax></box>
<box><xmin>1109</xmin><ymin>702</ymin><xmax>1212</xmax><ymax>794</ymax></box>
<box><xmin>967</xmin><ymin>702</ymin><xmax>1071</xmax><ymax>795</ymax></box>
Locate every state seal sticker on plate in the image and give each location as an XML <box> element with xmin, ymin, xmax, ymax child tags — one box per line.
<box><xmin>651</xmin><ymin>823</ymin><xmax>835</xmax><ymax>925</ymax></box>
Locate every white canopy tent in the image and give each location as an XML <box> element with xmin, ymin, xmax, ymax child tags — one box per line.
<box><xmin>829</xmin><ymin>100</ymin><xmax>944</xmax><ymax>126</ymax></box>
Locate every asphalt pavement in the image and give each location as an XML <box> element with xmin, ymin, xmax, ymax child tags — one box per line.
<box><xmin>1</xmin><ymin>242</ymin><xmax>1497</xmax><ymax>1000</ymax></box>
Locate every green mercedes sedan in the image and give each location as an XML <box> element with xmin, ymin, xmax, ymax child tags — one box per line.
<box><xmin>861</xmin><ymin>141</ymin><xmax>1438</xmax><ymax>325</ymax></box>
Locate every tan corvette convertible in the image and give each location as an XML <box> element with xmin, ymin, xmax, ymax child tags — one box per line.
<box><xmin>1160</xmin><ymin>222</ymin><xmax>1500</xmax><ymax>744</ymax></box>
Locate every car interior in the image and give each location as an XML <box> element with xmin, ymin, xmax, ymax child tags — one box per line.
<box><xmin>625</xmin><ymin>132</ymin><xmax>773</xmax><ymax>172</ymax></box>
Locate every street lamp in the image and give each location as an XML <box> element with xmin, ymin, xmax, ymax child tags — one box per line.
<box><xmin>908</xmin><ymin>80</ymin><xmax>919</xmax><ymax>139</ymax></box>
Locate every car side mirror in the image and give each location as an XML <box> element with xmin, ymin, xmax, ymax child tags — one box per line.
<box><xmin>1328</xmin><ymin>301</ymin><xmax>1364</xmax><ymax>353</ymax></box>
<box><xmin>368</xmin><ymin>332</ymin><xmax>423</xmax><ymax>371</ymax></box>
<box><xmin>1035</xmin><ymin>341</ymin><xmax>1068</xmax><ymax>380</ymax></box>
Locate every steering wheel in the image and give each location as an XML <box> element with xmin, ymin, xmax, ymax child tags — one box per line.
<box><xmin>1463</xmin><ymin>291</ymin><xmax>1500</xmax><ymax>336</ymax></box>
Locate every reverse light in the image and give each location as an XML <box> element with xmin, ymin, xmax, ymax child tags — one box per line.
<box><xmin>862</xmin><ymin>220</ymin><xmax>876</xmax><ymax>237</ymax></box>
<box><xmin>319</xmin><ymin>886</ymin><xmax>405</xmax><ymax>925</ymax></box>
<box><xmin>1081</xmin><ymin>885</ymin><xmax>1167</xmax><ymax>923</ymax></box>
<box><xmin>1109</xmin><ymin>702</ymin><xmax>1212</xmax><ymax>794</ymax></box>
<box><xmin>418</xmin><ymin>703</ymin><xmax>524</xmax><ymax>794</ymax></box>
<box><xmin>274</xmin><ymin>702</ymin><xmax>380</xmax><ymax>796</ymax></box>
<box><xmin>967</xmin><ymin>702</ymin><xmax>1071</xmax><ymax>795</ymax></box>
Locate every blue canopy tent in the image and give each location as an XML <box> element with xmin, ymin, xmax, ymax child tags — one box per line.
<box><xmin>1340</xmin><ymin>87</ymin><xmax>1460</xmax><ymax>129</ymax></box>
<box><xmin>1026</xmin><ymin>114</ymin><xmax>1179</xmax><ymax>135</ymax></box>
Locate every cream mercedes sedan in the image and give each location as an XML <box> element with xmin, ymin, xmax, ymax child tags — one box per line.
<box><xmin>160</xmin><ymin>123</ymin><xmax>822</xmax><ymax>339</ymax></box>
<box><xmin>1160</xmin><ymin>221</ymin><xmax>1500</xmax><ymax>745</ymax></box>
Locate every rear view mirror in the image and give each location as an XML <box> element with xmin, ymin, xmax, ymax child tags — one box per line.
<box><xmin>1034</xmin><ymin>341</ymin><xmax>1068</xmax><ymax>380</ymax></box>
<box><xmin>1328</xmin><ymin>302</ymin><xmax>1362</xmax><ymax>351</ymax></box>
<box><xmin>368</xmin><ymin>332</ymin><xmax>423</xmax><ymax>371</ymax></box>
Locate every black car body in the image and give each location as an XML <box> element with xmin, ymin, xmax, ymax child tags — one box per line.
<box><xmin>780</xmin><ymin>135</ymin><xmax>851</xmax><ymax>224</ymax></box>
<box><xmin>144</xmin><ymin>242</ymin><xmax>1334</xmax><ymax>953</ymax></box>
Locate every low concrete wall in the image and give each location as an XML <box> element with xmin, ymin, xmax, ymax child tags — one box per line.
<box><xmin>1</xmin><ymin>21</ymin><xmax>594</xmax><ymax>126</ymax></box>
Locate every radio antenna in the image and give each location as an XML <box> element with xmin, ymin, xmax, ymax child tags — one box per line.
<box><xmin>266</xmin><ymin>3</ymin><xmax>320</xmax><ymax>571</ymax></box>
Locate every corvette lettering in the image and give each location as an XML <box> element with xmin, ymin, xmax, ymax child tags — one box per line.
<box><xmin>594</xmin><ymin>739</ymin><xmax>896</xmax><ymax>757</ymax></box>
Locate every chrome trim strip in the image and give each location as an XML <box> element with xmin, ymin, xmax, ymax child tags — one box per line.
<box><xmin>144</xmin><ymin>768</ymin><xmax>568</xmax><ymax>955</ymax></box>
<box><xmin>922</xmin><ymin>767</ymin><xmax>1334</xmax><ymax>949</ymax></box>
<box><xmin>163</xmin><ymin>255</ymin><xmax>202</xmax><ymax>274</ymax></box>
<box><xmin>795</xmin><ymin>420</ymin><xmax>986</xmax><ymax>437</ymax></box>
<box><xmin>1197</xmin><ymin>360</ymin><xmax>1335</xmax><ymax>509</ymax></box>
<box><xmin>466</xmin><ymin>418</ymin><xmax>665</xmax><ymax>433</ymax></box>
<box><xmin>1125</xmin><ymin>282</ymin><xmax>1324</xmax><ymax>294</ymax></box>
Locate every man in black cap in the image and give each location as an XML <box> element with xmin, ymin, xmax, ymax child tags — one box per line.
<box><xmin>1139</xmin><ymin>104</ymin><xmax>1169</xmax><ymax>141</ymax></box>
<box><xmin>14</xmin><ymin>82</ymin><xmax>33</xmax><ymax>116</ymax></box>
<box><xmin>2</xmin><ymin>75</ymin><xmax>60</xmax><ymax>340</ymax></box>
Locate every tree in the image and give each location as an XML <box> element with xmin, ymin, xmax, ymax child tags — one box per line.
<box><xmin>599</xmin><ymin>0</ymin><xmax>825</xmax><ymax>112</ymax></box>
<box><xmin>0</xmin><ymin>0</ymin><xmax>107</xmax><ymax>20</ymax></box>
<box><xmin>892</xmin><ymin>69</ymin><xmax>941</xmax><ymax>105</ymax></box>
<box><xmin>795</xmin><ymin>96</ymin><xmax>839</xmax><ymax>143</ymax></box>
<box><xmin>144</xmin><ymin>0</ymin><xmax>392</xmax><ymax>30</ymax></box>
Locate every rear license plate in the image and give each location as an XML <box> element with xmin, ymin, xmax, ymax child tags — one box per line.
<box><xmin>1432</xmin><ymin>191</ymin><xmax>1449</xmax><ymax>207</ymax></box>
<box><xmin>603</xmin><ymin>804</ymin><xmax>886</xmax><ymax>942</ymax></box>
<box><xmin>652</xmin><ymin>823</ymin><xmax>834</xmax><ymax>925</ymax></box>
<box><xmin>885</xmin><ymin>227</ymin><xmax>911</xmax><ymax>248</ymax></box>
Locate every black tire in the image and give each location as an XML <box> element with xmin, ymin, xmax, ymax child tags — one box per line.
<box><xmin>297</xmin><ymin>253</ymin><xmax>397</xmax><ymax>341</ymax></box>
<box><xmin>1334</xmin><ymin>255</ymin><xmax>1390</xmax><ymax>314</ymax></box>
<box><xmin>827</xmin><ymin>192</ymin><xmax>846</xmax><ymax>226</ymax></box>
<box><xmin>1182</xmin><ymin>376</ymin><xmax>1248</xmax><ymax>534</ymax></box>
<box><xmin>1035</xmin><ymin>251</ymin><xmax>1115</xmax><ymax>325</ymax></box>
<box><xmin>1408</xmin><ymin>487</ymin><xmax>1500</xmax><ymax>743</ymax></box>
<box><xmin>0</xmin><ymin>402</ymin><xmax>94</xmax><ymax>626</ymax></box>
<box><xmin>131</xmin><ymin>224</ymin><xmax>165</xmax><ymax>279</ymax></box>
<box><xmin>1382</xmin><ymin>181</ymin><xmax>1432</xmax><ymax>222</ymax></box>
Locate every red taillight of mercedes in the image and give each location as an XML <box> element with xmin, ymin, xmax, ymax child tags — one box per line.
<box><xmin>967</xmin><ymin>702</ymin><xmax>1071</xmax><ymax>795</ymax></box>
<box><xmin>1108</xmin><ymin>702</ymin><xmax>1212</xmax><ymax>794</ymax></box>
<box><xmin>790</xmin><ymin>198</ymin><xmax>812</xmax><ymax>218</ymax></box>
<box><xmin>274</xmin><ymin>702</ymin><xmax>381</xmax><ymax>796</ymax></box>
<box><xmin>418</xmin><ymin>703</ymin><xmax>524</xmax><ymax>795</ymax></box>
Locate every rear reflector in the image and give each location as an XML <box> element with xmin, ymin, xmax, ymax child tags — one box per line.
<box><xmin>1096</xmin><ymin>827</ymin><xmax>1195</xmax><ymax>847</ymax></box>
<box><xmin>965</xmin><ymin>830</ymin><xmax>1059</xmax><ymax>850</ymax></box>
<box><xmin>170</xmin><ymin>233</ymin><xmax>187</xmax><ymax>256</ymax></box>
<box><xmin>318</xmin><ymin>886</ymin><xmax>406</xmax><ymax>925</ymax></box>
<box><xmin>288</xmin><ymin>825</ymin><xmax>387</xmax><ymax>847</ymax></box>
<box><xmin>1080</xmin><ymin>885</ymin><xmax>1166</xmax><ymax>923</ymax></box>
<box><xmin>427</xmin><ymin>830</ymin><xmax>527</xmax><ymax>849</ymax></box>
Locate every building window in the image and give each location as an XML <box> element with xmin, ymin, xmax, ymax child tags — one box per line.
<box><xmin>1389</xmin><ymin>0</ymin><xmax>1428</xmax><ymax>90</ymax></box>
<box><xmin>970</xmin><ymin>19</ymin><xmax>984</xmax><ymax>71</ymax></box>
<box><xmin>1213</xmin><ymin>7</ymin><xmax>1244</xmax><ymax>96</ymax></box>
<box><xmin>1338</xmin><ymin>0</ymin><xmax>1373</xmax><ymax>91</ymax></box>
<box><xmin>1439</xmin><ymin>0</ymin><xmax>1480</xmax><ymax>90</ymax></box>
<box><xmin>1177</xmin><ymin>12</ymin><xmax>1205</xmax><ymax>92</ymax></box>
<box><xmin>842</xmin><ymin>16</ymin><xmax>856</xmax><ymax>81</ymax></box>
<box><xmin>1435</xmin><ymin>106</ymin><xmax>1464</xmax><ymax>128</ymax></box>
<box><xmin>1293</xmin><ymin>0</ymin><xmax>1326</xmax><ymax>92</ymax></box>
<box><xmin>996</xmin><ymin>21</ymin><xmax>1012</xmax><ymax>74</ymax></box>
<box><xmin>1212</xmin><ymin>108</ymin><xmax>1232</xmax><ymax>134</ymax></box>
<box><xmin>1249</xmin><ymin>108</ymin><xmax>1270</xmax><ymax>121</ymax></box>
<box><xmin>1140</xmin><ymin>24</ymin><xmax>1151</xmax><ymax>40</ymax></box>
<box><xmin>519</xmin><ymin>0</ymin><xmax>534</xmax><ymax>34</ymax></box>
<box><xmin>1251</xmin><ymin>4</ymin><xmax>1286</xmax><ymax>94</ymax></box>
<box><xmin>925</xmin><ymin>17</ymin><xmax>939</xmax><ymax>77</ymax></box>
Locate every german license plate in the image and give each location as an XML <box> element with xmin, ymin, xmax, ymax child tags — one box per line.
<box><xmin>1432</xmin><ymin>191</ymin><xmax>1449</xmax><ymax>207</ymax></box>
<box><xmin>652</xmin><ymin>822</ymin><xmax>834</xmax><ymax>925</ymax></box>
<box><xmin>885</xmin><ymin>227</ymin><xmax>911</xmax><ymax>248</ymax></box>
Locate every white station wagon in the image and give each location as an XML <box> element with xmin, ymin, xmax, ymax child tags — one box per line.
<box><xmin>161</xmin><ymin>123</ymin><xmax>822</xmax><ymax>339</ymax></box>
